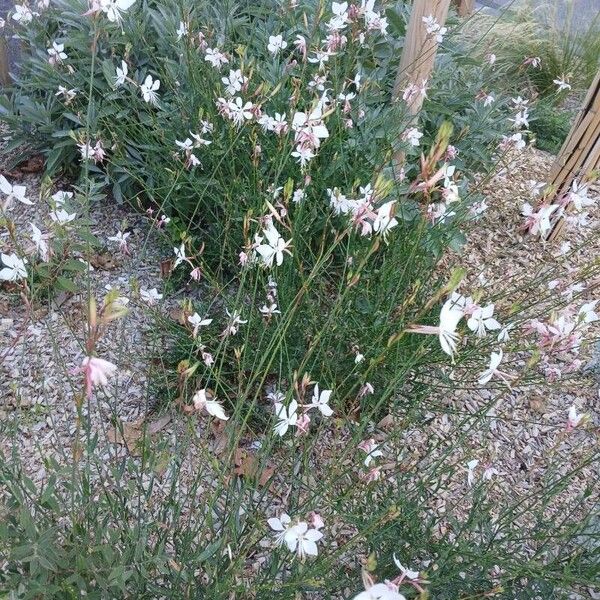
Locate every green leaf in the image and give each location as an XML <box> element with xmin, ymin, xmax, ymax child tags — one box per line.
<box><xmin>56</xmin><ymin>276</ymin><xmax>78</xmax><ymax>293</ymax></box>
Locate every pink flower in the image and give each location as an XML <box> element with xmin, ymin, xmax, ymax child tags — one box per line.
<box><xmin>81</xmin><ymin>356</ymin><xmax>117</xmax><ymax>398</ymax></box>
<box><xmin>295</xmin><ymin>413</ymin><xmax>311</xmax><ymax>436</ymax></box>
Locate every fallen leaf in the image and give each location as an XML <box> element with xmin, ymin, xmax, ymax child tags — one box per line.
<box><xmin>233</xmin><ymin>448</ymin><xmax>275</xmax><ymax>488</ymax></box>
<box><xmin>90</xmin><ymin>252</ymin><xmax>119</xmax><ymax>270</ymax></box>
<box><xmin>17</xmin><ymin>154</ymin><xmax>45</xmax><ymax>173</ymax></box>
<box><xmin>106</xmin><ymin>414</ymin><xmax>171</xmax><ymax>455</ymax></box>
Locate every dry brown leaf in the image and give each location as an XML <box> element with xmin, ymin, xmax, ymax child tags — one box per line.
<box><xmin>233</xmin><ymin>448</ymin><xmax>275</xmax><ymax>488</ymax></box>
<box><xmin>90</xmin><ymin>252</ymin><xmax>119</xmax><ymax>270</ymax></box>
<box><xmin>106</xmin><ymin>414</ymin><xmax>171</xmax><ymax>455</ymax></box>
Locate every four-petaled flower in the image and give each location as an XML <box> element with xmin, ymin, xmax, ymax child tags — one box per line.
<box><xmin>0</xmin><ymin>253</ymin><xmax>27</xmax><ymax>281</ymax></box>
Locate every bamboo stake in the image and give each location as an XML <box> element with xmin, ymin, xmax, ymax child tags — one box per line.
<box><xmin>0</xmin><ymin>35</ymin><xmax>10</xmax><ymax>87</ymax></box>
<box><xmin>453</xmin><ymin>0</ymin><xmax>475</xmax><ymax>17</ymax></box>
<box><xmin>392</xmin><ymin>0</ymin><xmax>451</xmax><ymax>178</ymax></box>
<box><xmin>546</xmin><ymin>70</ymin><xmax>600</xmax><ymax>240</ymax></box>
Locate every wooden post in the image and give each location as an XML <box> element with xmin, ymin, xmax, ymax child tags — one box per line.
<box><xmin>546</xmin><ymin>70</ymin><xmax>600</xmax><ymax>240</ymax></box>
<box><xmin>393</xmin><ymin>0</ymin><xmax>451</xmax><ymax>112</ymax></box>
<box><xmin>392</xmin><ymin>0</ymin><xmax>451</xmax><ymax>178</ymax></box>
<box><xmin>453</xmin><ymin>0</ymin><xmax>475</xmax><ymax>17</ymax></box>
<box><xmin>0</xmin><ymin>36</ymin><xmax>10</xmax><ymax>87</ymax></box>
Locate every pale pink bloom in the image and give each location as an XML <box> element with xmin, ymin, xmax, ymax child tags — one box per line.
<box><xmin>295</xmin><ymin>413</ymin><xmax>311</xmax><ymax>436</ymax></box>
<box><xmin>403</xmin><ymin>127</ymin><xmax>423</xmax><ymax>146</ymax></box>
<box><xmin>307</xmin><ymin>511</ymin><xmax>324</xmax><ymax>530</ymax></box>
<box><xmin>205</xmin><ymin>47</ymin><xmax>229</xmax><ymax>69</ymax></box>
<box><xmin>523</xmin><ymin>56</ymin><xmax>541</xmax><ymax>68</ymax></box>
<box><xmin>522</xmin><ymin>202</ymin><xmax>559</xmax><ymax>237</ymax></box>
<box><xmin>221</xmin><ymin>309</ymin><xmax>247</xmax><ymax>337</ymax></box>
<box><xmin>107</xmin><ymin>230</ymin><xmax>130</xmax><ymax>254</ymax></box>
<box><xmin>190</xmin><ymin>266</ymin><xmax>202</xmax><ymax>281</ymax></box>
<box><xmin>81</xmin><ymin>356</ymin><xmax>117</xmax><ymax>398</ymax></box>
<box><xmin>482</xmin><ymin>465</ymin><xmax>500</xmax><ymax>481</ymax></box>
<box><xmin>358</xmin><ymin>438</ymin><xmax>383</xmax><ymax>467</ymax></box>
<box><xmin>294</xmin><ymin>34</ymin><xmax>307</xmax><ymax>60</ymax></box>
<box><xmin>358</xmin><ymin>382</ymin><xmax>375</xmax><ymax>398</ymax></box>
<box><xmin>239</xmin><ymin>251</ymin><xmax>249</xmax><ymax>266</ymax></box>
<box><xmin>363</xmin><ymin>466</ymin><xmax>382</xmax><ymax>482</ymax></box>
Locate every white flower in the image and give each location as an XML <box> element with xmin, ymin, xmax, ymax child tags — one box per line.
<box><xmin>255</xmin><ymin>222</ymin><xmax>291</xmax><ymax>267</ymax></box>
<box><xmin>353</xmin><ymin>583</ymin><xmax>406</xmax><ymax>600</ymax></box>
<box><xmin>268</xmin><ymin>513</ymin><xmax>292</xmax><ymax>546</ymax></box>
<box><xmin>115</xmin><ymin>60</ymin><xmax>128</xmax><ymax>87</ymax></box>
<box><xmin>51</xmin><ymin>190</ymin><xmax>73</xmax><ymax>206</ymax></box>
<box><xmin>99</xmin><ymin>0</ymin><xmax>136</xmax><ymax>23</ymax></box>
<box><xmin>267</xmin><ymin>34</ymin><xmax>288</xmax><ymax>55</ymax></box>
<box><xmin>497</xmin><ymin>323</ymin><xmax>514</xmax><ymax>343</ymax></box>
<box><xmin>0</xmin><ymin>253</ymin><xmax>27</xmax><ymax>281</ymax></box>
<box><xmin>173</xmin><ymin>243</ymin><xmax>192</xmax><ymax>269</ymax></box>
<box><xmin>567</xmin><ymin>405</ymin><xmax>584</xmax><ymax>429</ymax></box>
<box><xmin>283</xmin><ymin>521</ymin><xmax>323</xmax><ymax>558</ymax></box>
<box><xmin>478</xmin><ymin>350</ymin><xmax>503</xmax><ymax>385</ymax></box>
<box><xmin>291</xmin><ymin>146</ymin><xmax>315</xmax><ymax>167</ymax></box>
<box><xmin>30</xmin><ymin>223</ymin><xmax>49</xmax><ymax>261</ymax></box>
<box><xmin>568</xmin><ymin>180</ymin><xmax>593</xmax><ymax>211</ymax></box>
<box><xmin>50</xmin><ymin>208</ymin><xmax>76</xmax><ymax>224</ymax></box>
<box><xmin>176</xmin><ymin>138</ymin><xmax>194</xmax><ymax>151</ymax></box>
<box><xmin>190</xmin><ymin>132</ymin><xmax>212</xmax><ymax>147</ymax></box>
<box><xmin>204</xmin><ymin>47</ymin><xmax>229</xmax><ymax>69</ymax></box>
<box><xmin>0</xmin><ymin>175</ymin><xmax>31</xmax><ymax>206</ymax></box>
<box><xmin>422</xmin><ymin>14</ymin><xmax>446</xmax><ymax>43</ymax></box>
<box><xmin>259</xmin><ymin>302</ymin><xmax>280</xmax><ymax>317</ymax></box>
<box><xmin>176</xmin><ymin>20</ymin><xmax>188</xmax><ymax>40</ymax></box>
<box><xmin>221</xmin><ymin>69</ymin><xmax>246</xmax><ymax>95</ymax></box>
<box><xmin>107</xmin><ymin>230</ymin><xmax>130</xmax><ymax>252</ymax></box>
<box><xmin>139</xmin><ymin>287</ymin><xmax>162</xmax><ymax>305</ymax></box>
<box><xmin>274</xmin><ymin>399</ymin><xmax>298</xmax><ymax>436</ymax></box>
<box><xmin>222</xmin><ymin>309</ymin><xmax>247</xmax><ymax>336</ymax></box>
<box><xmin>578</xmin><ymin>301</ymin><xmax>598</xmax><ymax>324</ymax></box>
<box><xmin>467</xmin><ymin>304</ymin><xmax>501</xmax><ymax>337</ymax></box>
<box><xmin>328</xmin><ymin>1</ymin><xmax>349</xmax><ymax>30</ymax></box>
<box><xmin>12</xmin><ymin>4</ymin><xmax>34</xmax><ymax>24</ymax></box>
<box><xmin>188</xmin><ymin>312</ymin><xmax>212</xmax><ymax>337</ymax></box>
<box><xmin>372</xmin><ymin>201</ymin><xmax>398</xmax><ymax>238</ymax></box>
<box><xmin>140</xmin><ymin>75</ymin><xmax>160</xmax><ymax>105</ymax></box>
<box><xmin>55</xmin><ymin>86</ymin><xmax>77</xmax><ymax>102</ymax></box>
<box><xmin>403</xmin><ymin>127</ymin><xmax>423</xmax><ymax>146</ymax></box>
<box><xmin>227</xmin><ymin>96</ymin><xmax>254</xmax><ymax>127</ymax></box>
<box><xmin>393</xmin><ymin>554</ymin><xmax>420</xmax><ymax>579</ymax></box>
<box><xmin>307</xmin><ymin>384</ymin><xmax>333</xmax><ymax>416</ymax></box>
<box><xmin>193</xmin><ymin>389</ymin><xmax>229</xmax><ymax>420</ymax></box>
<box><xmin>438</xmin><ymin>293</ymin><xmax>467</xmax><ymax>357</ymax></box>
<box><xmin>466</xmin><ymin>459</ymin><xmax>479</xmax><ymax>487</ymax></box>
<box><xmin>47</xmin><ymin>41</ymin><xmax>67</xmax><ymax>63</ymax></box>
<box><xmin>553</xmin><ymin>77</ymin><xmax>571</xmax><ymax>92</ymax></box>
